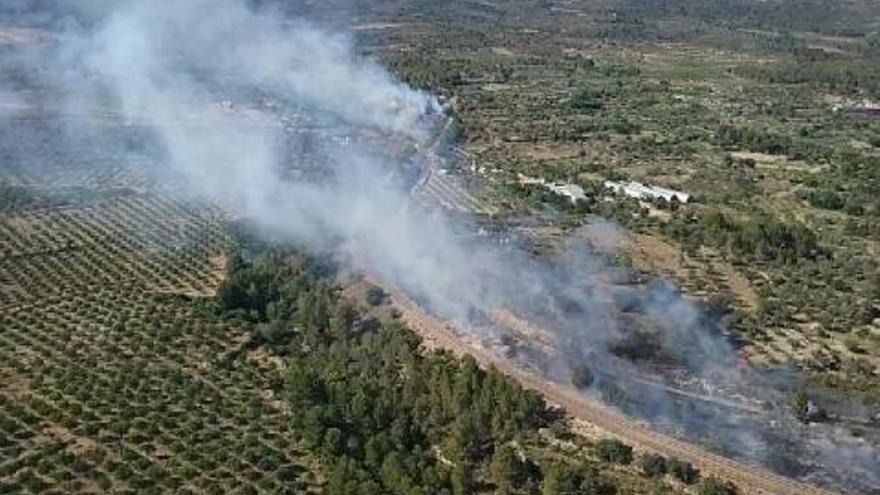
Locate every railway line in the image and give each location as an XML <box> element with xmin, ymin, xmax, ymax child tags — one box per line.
<box><xmin>410</xmin><ymin>117</ymin><xmax>497</xmax><ymax>216</ymax></box>
<box><xmin>370</xmin><ymin>275</ymin><xmax>843</xmax><ymax>495</ymax></box>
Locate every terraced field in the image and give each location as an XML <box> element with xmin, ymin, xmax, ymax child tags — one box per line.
<box><xmin>0</xmin><ymin>171</ymin><xmax>322</xmax><ymax>494</ymax></box>
<box><xmin>0</xmin><ymin>191</ymin><xmax>228</xmax><ymax>306</ymax></box>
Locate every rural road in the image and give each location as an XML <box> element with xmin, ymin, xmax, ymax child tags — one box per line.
<box><xmin>370</xmin><ymin>275</ymin><xmax>844</xmax><ymax>495</ymax></box>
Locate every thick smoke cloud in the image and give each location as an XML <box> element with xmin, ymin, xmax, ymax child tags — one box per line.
<box><xmin>56</xmin><ymin>0</ymin><xmax>481</xmax><ymax>319</ymax></box>
<box><xmin>4</xmin><ymin>0</ymin><xmax>877</xmax><ymax>492</ymax></box>
<box><xmin>82</xmin><ymin>0</ymin><xmax>436</xmax><ymax>135</ymax></box>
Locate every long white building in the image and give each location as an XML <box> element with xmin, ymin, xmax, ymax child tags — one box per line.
<box><xmin>604</xmin><ymin>180</ymin><xmax>690</xmax><ymax>203</ymax></box>
<box><xmin>517</xmin><ymin>174</ymin><xmax>588</xmax><ymax>203</ymax></box>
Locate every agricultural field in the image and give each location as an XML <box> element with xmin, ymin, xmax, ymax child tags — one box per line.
<box><xmin>0</xmin><ymin>189</ymin><xmax>227</xmax><ymax>304</ymax></box>
<box><xmin>0</xmin><ymin>287</ymin><xmax>320</xmax><ymax>494</ymax></box>
<box><xmin>0</xmin><ymin>166</ymin><xmax>325</xmax><ymax>493</ymax></box>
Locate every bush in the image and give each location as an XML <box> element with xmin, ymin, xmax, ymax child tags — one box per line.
<box><xmin>668</xmin><ymin>458</ymin><xmax>700</xmax><ymax>484</ymax></box>
<box><xmin>570</xmin><ymin>363</ymin><xmax>594</xmax><ymax>389</ymax></box>
<box><xmin>717</xmin><ymin>124</ymin><xmax>791</xmax><ymax>155</ymax></box>
<box><xmin>799</xmin><ymin>189</ymin><xmax>844</xmax><ymax>210</ymax></box>
<box><xmin>788</xmin><ymin>390</ymin><xmax>810</xmax><ymax>422</ymax></box>
<box><xmin>490</xmin><ymin>444</ymin><xmax>523</xmax><ymax>494</ymax></box>
<box><xmin>541</xmin><ymin>462</ymin><xmax>616</xmax><ymax>495</ymax></box>
<box><xmin>571</xmin><ymin>89</ymin><xmax>604</xmax><ymax>113</ymax></box>
<box><xmin>699</xmin><ymin>476</ymin><xmax>738</xmax><ymax>495</ymax></box>
<box><xmin>365</xmin><ymin>286</ymin><xmax>386</xmax><ymax>306</ymax></box>
<box><xmin>639</xmin><ymin>453</ymin><xmax>667</xmax><ymax>477</ymax></box>
<box><xmin>596</xmin><ymin>439</ymin><xmax>633</xmax><ymax>465</ymax></box>
<box><xmin>843</xmin><ymin>198</ymin><xmax>865</xmax><ymax>216</ymax></box>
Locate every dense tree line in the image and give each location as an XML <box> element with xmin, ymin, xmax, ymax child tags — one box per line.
<box><xmin>736</xmin><ymin>58</ymin><xmax>880</xmax><ymax>99</ymax></box>
<box><xmin>716</xmin><ymin>124</ymin><xmax>793</xmax><ymax>156</ymax></box>
<box><xmin>388</xmin><ymin>55</ymin><xmax>514</xmax><ymax>93</ymax></box>
<box><xmin>612</xmin><ymin>0</ymin><xmax>874</xmax><ymax>37</ymax></box>
<box><xmin>799</xmin><ymin>151</ymin><xmax>880</xmax><ymax>218</ymax></box>
<box><xmin>664</xmin><ymin>210</ymin><xmax>820</xmax><ymax>264</ymax></box>
<box><xmin>214</xmin><ymin>230</ymin><xmax>636</xmax><ymax>494</ymax></box>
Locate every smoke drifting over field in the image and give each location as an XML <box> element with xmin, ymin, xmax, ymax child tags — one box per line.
<box><xmin>3</xmin><ymin>1</ymin><xmax>877</xmax><ymax>492</ymax></box>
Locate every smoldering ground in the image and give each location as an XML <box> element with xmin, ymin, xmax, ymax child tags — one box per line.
<box><xmin>2</xmin><ymin>0</ymin><xmax>877</xmax><ymax>492</ymax></box>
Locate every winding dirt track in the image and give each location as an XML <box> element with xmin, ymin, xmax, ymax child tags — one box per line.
<box><xmin>371</xmin><ymin>276</ymin><xmax>843</xmax><ymax>495</ymax></box>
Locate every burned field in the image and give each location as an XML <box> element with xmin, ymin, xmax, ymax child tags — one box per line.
<box><xmin>400</xmin><ymin>204</ymin><xmax>880</xmax><ymax>493</ymax></box>
<box><xmin>476</xmin><ymin>284</ymin><xmax>878</xmax><ymax>492</ymax></box>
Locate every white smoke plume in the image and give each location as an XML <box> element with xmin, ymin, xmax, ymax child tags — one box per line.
<box><xmin>55</xmin><ymin>0</ymin><xmax>482</xmax><ymax>319</ymax></box>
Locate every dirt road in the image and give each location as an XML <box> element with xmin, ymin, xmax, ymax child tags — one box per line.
<box><xmin>372</xmin><ymin>276</ymin><xmax>843</xmax><ymax>495</ymax></box>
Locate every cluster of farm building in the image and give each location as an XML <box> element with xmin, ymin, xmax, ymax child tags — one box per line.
<box><xmin>518</xmin><ymin>173</ymin><xmax>690</xmax><ymax>205</ymax></box>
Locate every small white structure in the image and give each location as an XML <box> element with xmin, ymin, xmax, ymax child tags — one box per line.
<box><xmin>517</xmin><ymin>173</ymin><xmax>545</xmax><ymax>186</ymax></box>
<box><xmin>516</xmin><ymin>174</ymin><xmax>587</xmax><ymax>203</ymax></box>
<box><xmin>604</xmin><ymin>180</ymin><xmax>690</xmax><ymax>203</ymax></box>
<box><xmin>832</xmin><ymin>99</ymin><xmax>880</xmax><ymax>113</ymax></box>
<box><xmin>546</xmin><ymin>182</ymin><xmax>587</xmax><ymax>203</ymax></box>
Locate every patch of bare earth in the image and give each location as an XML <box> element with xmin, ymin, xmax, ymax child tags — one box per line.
<box><xmin>632</xmin><ymin>235</ymin><xmax>758</xmax><ymax>310</ymax></box>
<box><xmin>510</xmin><ymin>142</ymin><xmax>583</xmax><ymax>160</ymax></box>
<box><xmin>0</xmin><ymin>370</ymin><xmax>30</xmax><ymax>396</ymax></box>
<box><xmin>732</xmin><ymin>151</ymin><xmax>822</xmax><ymax>173</ymax></box>
<box><xmin>247</xmin><ymin>348</ymin><xmax>285</xmax><ymax>371</ymax></box>
<box><xmin>208</xmin><ymin>253</ymin><xmax>228</xmax><ymax>289</ymax></box>
<box><xmin>731</xmin><ymin>151</ymin><xmax>787</xmax><ymax>164</ymax></box>
<box><xmin>579</xmin><ymin>227</ymin><xmax>759</xmax><ymax>311</ymax></box>
<box><xmin>490</xmin><ymin>46</ymin><xmax>516</xmax><ymax>57</ymax></box>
